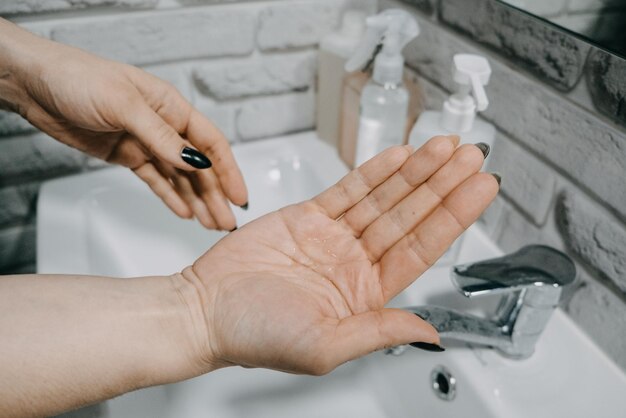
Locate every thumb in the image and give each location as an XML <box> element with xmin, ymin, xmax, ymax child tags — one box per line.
<box><xmin>327</xmin><ymin>308</ymin><xmax>441</xmax><ymax>369</ymax></box>
<box><xmin>122</xmin><ymin>101</ymin><xmax>211</xmax><ymax>171</ymax></box>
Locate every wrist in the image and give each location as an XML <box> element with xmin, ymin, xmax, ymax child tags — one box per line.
<box><xmin>128</xmin><ymin>273</ymin><xmax>223</xmax><ymax>386</ymax></box>
<box><xmin>168</xmin><ymin>267</ymin><xmax>226</xmax><ymax>374</ymax></box>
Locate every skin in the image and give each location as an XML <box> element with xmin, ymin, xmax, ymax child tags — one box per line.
<box><xmin>1</xmin><ymin>135</ymin><xmax>499</xmax><ymax>417</ymax></box>
<box><xmin>0</xmin><ymin>18</ymin><xmax>247</xmax><ymax>231</ymax></box>
<box><xmin>0</xmin><ymin>17</ymin><xmax>500</xmax><ymax>418</ymax></box>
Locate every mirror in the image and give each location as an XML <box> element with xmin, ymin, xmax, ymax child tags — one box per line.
<box><xmin>498</xmin><ymin>0</ymin><xmax>626</xmax><ymax>58</ymax></box>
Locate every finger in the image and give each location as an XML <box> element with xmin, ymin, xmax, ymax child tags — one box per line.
<box><xmin>322</xmin><ymin>309</ymin><xmax>439</xmax><ymax>373</ymax></box>
<box><xmin>186</xmin><ymin>109</ymin><xmax>248</xmax><ymax>207</ymax></box>
<box><xmin>121</xmin><ymin>99</ymin><xmax>211</xmax><ymax>172</ymax></box>
<box><xmin>155</xmin><ymin>162</ymin><xmax>219</xmax><ymax>230</ymax></box>
<box><xmin>340</xmin><ymin>135</ymin><xmax>459</xmax><ymax>236</ymax></box>
<box><xmin>133</xmin><ymin>163</ymin><xmax>192</xmax><ymax>219</ymax></box>
<box><xmin>190</xmin><ymin>170</ymin><xmax>237</xmax><ymax>231</ymax></box>
<box><xmin>360</xmin><ymin>144</ymin><xmax>485</xmax><ymax>261</ymax></box>
<box><xmin>378</xmin><ymin>173</ymin><xmax>500</xmax><ymax>300</ymax></box>
<box><xmin>313</xmin><ymin>145</ymin><xmax>412</xmax><ymax>220</ymax></box>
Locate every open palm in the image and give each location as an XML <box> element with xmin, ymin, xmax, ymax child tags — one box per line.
<box><xmin>187</xmin><ymin>135</ymin><xmax>499</xmax><ymax>375</ymax></box>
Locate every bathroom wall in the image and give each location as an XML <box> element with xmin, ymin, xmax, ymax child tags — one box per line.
<box><xmin>0</xmin><ymin>0</ymin><xmax>376</xmax><ymax>275</ymax></box>
<box><xmin>382</xmin><ymin>0</ymin><xmax>626</xmax><ymax>370</ymax></box>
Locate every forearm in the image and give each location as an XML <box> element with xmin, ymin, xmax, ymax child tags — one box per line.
<box><xmin>0</xmin><ymin>18</ymin><xmax>43</xmax><ymax>113</ymax></box>
<box><xmin>0</xmin><ymin>273</ymin><xmax>212</xmax><ymax>417</ymax></box>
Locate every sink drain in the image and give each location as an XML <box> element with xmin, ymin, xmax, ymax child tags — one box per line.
<box><xmin>431</xmin><ymin>365</ymin><xmax>456</xmax><ymax>401</ymax></box>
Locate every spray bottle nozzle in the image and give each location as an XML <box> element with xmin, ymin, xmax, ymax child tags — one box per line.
<box><xmin>345</xmin><ymin>9</ymin><xmax>419</xmax><ymax>84</ymax></box>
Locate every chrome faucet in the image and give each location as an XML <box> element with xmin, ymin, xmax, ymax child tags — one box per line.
<box><xmin>404</xmin><ymin>245</ymin><xmax>576</xmax><ymax>359</ymax></box>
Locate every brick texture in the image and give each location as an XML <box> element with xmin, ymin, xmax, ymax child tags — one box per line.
<box><xmin>237</xmin><ymin>91</ymin><xmax>315</xmax><ymax>141</ymax></box>
<box><xmin>0</xmin><ymin>0</ymin><xmax>157</xmax><ymax>15</ymax></box>
<box><xmin>51</xmin><ymin>8</ymin><xmax>256</xmax><ymax>65</ymax></box>
<box><xmin>438</xmin><ymin>0</ymin><xmax>589</xmax><ymax>92</ymax></box>
<box><xmin>0</xmin><ymin>110</ymin><xmax>36</xmax><ymax>137</ymax></box>
<box><xmin>0</xmin><ymin>223</ymin><xmax>36</xmax><ymax>272</ymax></box>
<box><xmin>557</xmin><ymin>191</ymin><xmax>626</xmax><ymax>295</ymax></box>
<box><xmin>396</xmin><ymin>6</ymin><xmax>626</xmax><ymax>222</ymax></box>
<box><xmin>399</xmin><ymin>0</ymin><xmax>436</xmax><ymax>15</ymax></box>
<box><xmin>587</xmin><ymin>49</ymin><xmax>626</xmax><ymax>127</ymax></box>
<box><xmin>488</xmin><ymin>133</ymin><xmax>556</xmax><ymax>225</ymax></box>
<box><xmin>0</xmin><ymin>134</ymin><xmax>86</xmax><ymax>185</ymax></box>
<box><xmin>257</xmin><ymin>0</ymin><xmax>376</xmax><ymax>50</ymax></box>
<box><xmin>0</xmin><ymin>183</ymin><xmax>39</xmax><ymax>227</ymax></box>
<box><xmin>193</xmin><ymin>51</ymin><xmax>317</xmax><ymax>100</ymax></box>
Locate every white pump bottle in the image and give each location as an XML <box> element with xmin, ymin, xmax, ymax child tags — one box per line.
<box><xmin>409</xmin><ymin>54</ymin><xmax>496</xmax><ymax>266</ymax></box>
<box><xmin>345</xmin><ymin>9</ymin><xmax>420</xmax><ymax>166</ymax></box>
<box><xmin>408</xmin><ymin>54</ymin><xmax>496</xmax><ymax>161</ymax></box>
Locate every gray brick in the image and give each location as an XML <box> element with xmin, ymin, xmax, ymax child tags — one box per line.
<box><xmin>557</xmin><ymin>190</ymin><xmax>626</xmax><ymax>295</ymax></box>
<box><xmin>0</xmin><ymin>110</ymin><xmax>36</xmax><ymax>137</ymax></box>
<box><xmin>51</xmin><ymin>8</ymin><xmax>256</xmax><ymax>65</ymax></box>
<box><xmin>507</xmin><ymin>0</ymin><xmax>567</xmax><ymax>16</ymax></box>
<box><xmin>491</xmin><ymin>197</ymin><xmax>561</xmax><ymax>254</ymax></box>
<box><xmin>0</xmin><ymin>223</ymin><xmax>36</xmax><ymax>271</ymax></box>
<box><xmin>256</xmin><ymin>0</ymin><xmax>377</xmax><ymax>51</ymax></box>
<box><xmin>193</xmin><ymin>51</ymin><xmax>316</xmax><ymax>100</ymax></box>
<box><xmin>143</xmin><ymin>63</ymin><xmax>193</xmax><ymax>102</ymax></box>
<box><xmin>438</xmin><ymin>0</ymin><xmax>589</xmax><ymax>91</ymax></box>
<box><xmin>488</xmin><ymin>133</ymin><xmax>556</xmax><ymax>225</ymax></box>
<box><xmin>0</xmin><ymin>134</ymin><xmax>86</xmax><ymax>185</ymax></box>
<box><xmin>565</xmin><ymin>278</ymin><xmax>626</xmax><ymax>371</ymax></box>
<box><xmin>0</xmin><ymin>183</ymin><xmax>39</xmax><ymax>227</ymax></box>
<box><xmin>399</xmin><ymin>0</ymin><xmax>436</xmax><ymax>15</ymax></box>
<box><xmin>586</xmin><ymin>49</ymin><xmax>626</xmax><ymax>128</ymax></box>
<box><xmin>0</xmin><ymin>0</ymin><xmax>157</xmax><ymax>15</ymax></box>
<box><xmin>236</xmin><ymin>91</ymin><xmax>315</xmax><ymax>141</ymax></box>
<box><xmin>391</xmin><ymin>5</ymin><xmax>626</xmax><ymax>221</ymax></box>
<box><xmin>194</xmin><ymin>98</ymin><xmax>238</xmax><ymax>142</ymax></box>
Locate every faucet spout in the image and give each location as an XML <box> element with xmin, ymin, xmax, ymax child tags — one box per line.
<box><xmin>403</xmin><ymin>246</ymin><xmax>576</xmax><ymax>359</ymax></box>
<box><xmin>406</xmin><ymin>306</ymin><xmax>514</xmax><ymax>354</ymax></box>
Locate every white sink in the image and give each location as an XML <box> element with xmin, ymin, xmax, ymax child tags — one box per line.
<box><xmin>39</xmin><ymin>131</ymin><xmax>626</xmax><ymax>418</ymax></box>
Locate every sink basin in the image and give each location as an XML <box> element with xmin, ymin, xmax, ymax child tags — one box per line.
<box><xmin>38</xmin><ymin>131</ymin><xmax>626</xmax><ymax>418</ymax></box>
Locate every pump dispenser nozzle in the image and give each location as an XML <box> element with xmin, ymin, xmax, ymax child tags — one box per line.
<box><xmin>345</xmin><ymin>9</ymin><xmax>419</xmax><ymax>85</ymax></box>
<box><xmin>441</xmin><ymin>54</ymin><xmax>492</xmax><ymax>133</ymax></box>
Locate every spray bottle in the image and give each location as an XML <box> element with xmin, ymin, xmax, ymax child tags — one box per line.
<box><xmin>344</xmin><ymin>9</ymin><xmax>420</xmax><ymax>166</ymax></box>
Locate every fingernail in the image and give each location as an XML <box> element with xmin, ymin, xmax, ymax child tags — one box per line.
<box><xmin>491</xmin><ymin>172</ymin><xmax>502</xmax><ymax>186</ymax></box>
<box><xmin>410</xmin><ymin>342</ymin><xmax>446</xmax><ymax>352</ymax></box>
<box><xmin>181</xmin><ymin>147</ymin><xmax>212</xmax><ymax>169</ymax></box>
<box><xmin>475</xmin><ymin>142</ymin><xmax>490</xmax><ymax>158</ymax></box>
<box><xmin>240</xmin><ymin>202</ymin><xmax>249</xmax><ymax>211</ymax></box>
<box><xmin>229</xmin><ymin>226</ymin><xmax>238</xmax><ymax>232</ymax></box>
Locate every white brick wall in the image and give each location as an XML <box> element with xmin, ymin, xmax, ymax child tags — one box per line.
<box><xmin>0</xmin><ymin>0</ymin><xmax>377</xmax><ymax>273</ymax></box>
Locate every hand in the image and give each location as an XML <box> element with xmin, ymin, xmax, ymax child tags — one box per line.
<box><xmin>179</xmin><ymin>135</ymin><xmax>499</xmax><ymax>375</ymax></box>
<box><xmin>1</xmin><ymin>19</ymin><xmax>247</xmax><ymax>230</ymax></box>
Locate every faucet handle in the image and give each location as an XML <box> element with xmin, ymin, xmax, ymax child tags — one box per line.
<box><xmin>451</xmin><ymin>245</ymin><xmax>576</xmax><ymax>298</ymax></box>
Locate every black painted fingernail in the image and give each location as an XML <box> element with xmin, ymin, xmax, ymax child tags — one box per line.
<box><xmin>491</xmin><ymin>172</ymin><xmax>502</xmax><ymax>186</ymax></box>
<box><xmin>229</xmin><ymin>226</ymin><xmax>238</xmax><ymax>232</ymax></box>
<box><xmin>240</xmin><ymin>202</ymin><xmax>249</xmax><ymax>211</ymax></box>
<box><xmin>181</xmin><ymin>147</ymin><xmax>212</xmax><ymax>169</ymax></box>
<box><xmin>410</xmin><ymin>342</ymin><xmax>446</xmax><ymax>352</ymax></box>
<box><xmin>475</xmin><ymin>142</ymin><xmax>490</xmax><ymax>159</ymax></box>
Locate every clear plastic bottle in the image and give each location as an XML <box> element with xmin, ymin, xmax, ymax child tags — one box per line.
<box><xmin>344</xmin><ymin>9</ymin><xmax>420</xmax><ymax>166</ymax></box>
<box><xmin>355</xmin><ymin>79</ymin><xmax>409</xmax><ymax>165</ymax></box>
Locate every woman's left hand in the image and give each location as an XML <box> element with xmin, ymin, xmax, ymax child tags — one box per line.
<box><xmin>1</xmin><ymin>19</ymin><xmax>247</xmax><ymax>231</ymax></box>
